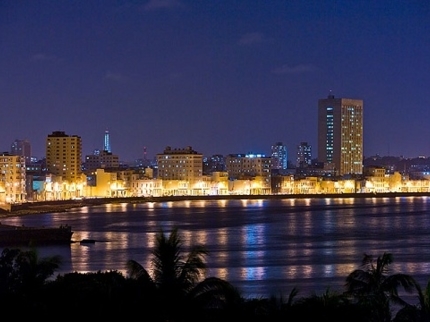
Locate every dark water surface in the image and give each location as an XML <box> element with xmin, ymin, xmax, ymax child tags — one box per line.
<box><xmin>1</xmin><ymin>196</ymin><xmax>430</xmax><ymax>303</ymax></box>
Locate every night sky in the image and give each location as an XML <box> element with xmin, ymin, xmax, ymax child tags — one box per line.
<box><xmin>1</xmin><ymin>0</ymin><xmax>429</xmax><ymax>162</ymax></box>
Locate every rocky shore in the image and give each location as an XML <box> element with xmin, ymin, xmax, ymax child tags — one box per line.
<box><xmin>1</xmin><ymin>191</ymin><xmax>430</xmax><ymax>218</ymax></box>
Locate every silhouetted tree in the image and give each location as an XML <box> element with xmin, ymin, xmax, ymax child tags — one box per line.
<box><xmin>127</xmin><ymin>226</ymin><xmax>242</xmax><ymax>321</ymax></box>
<box><xmin>345</xmin><ymin>252</ymin><xmax>418</xmax><ymax>322</ymax></box>
<box><xmin>394</xmin><ymin>279</ymin><xmax>430</xmax><ymax>322</ymax></box>
<box><xmin>0</xmin><ymin>247</ymin><xmax>62</xmax><ymax>317</ymax></box>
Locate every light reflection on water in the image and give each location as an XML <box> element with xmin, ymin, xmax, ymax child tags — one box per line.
<box><xmin>1</xmin><ymin>196</ymin><xmax>430</xmax><ymax>304</ymax></box>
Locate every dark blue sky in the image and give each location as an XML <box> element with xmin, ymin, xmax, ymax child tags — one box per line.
<box><xmin>1</xmin><ymin>0</ymin><xmax>429</xmax><ymax>161</ymax></box>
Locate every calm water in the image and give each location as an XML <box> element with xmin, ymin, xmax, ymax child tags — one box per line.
<box><xmin>1</xmin><ymin>196</ymin><xmax>430</xmax><ymax>303</ymax></box>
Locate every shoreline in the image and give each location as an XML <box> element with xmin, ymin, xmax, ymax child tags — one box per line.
<box><xmin>1</xmin><ymin>191</ymin><xmax>429</xmax><ymax>218</ymax></box>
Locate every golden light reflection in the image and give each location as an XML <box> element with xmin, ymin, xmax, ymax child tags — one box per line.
<box><xmin>302</xmin><ymin>265</ymin><xmax>313</xmax><ymax>278</ymax></box>
<box><xmin>197</xmin><ymin>200</ymin><xmax>207</xmax><ymax>207</ymax></box>
<box><xmin>240</xmin><ymin>199</ymin><xmax>249</xmax><ymax>207</ymax></box>
<box><xmin>120</xmin><ymin>203</ymin><xmax>127</xmax><ymax>211</ymax></box>
<box><xmin>193</xmin><ymin>230</ymin><xmax>208</xmax><ymax>245</ymax></box>
<box><xmin>217</xmin><ymin>228</ymin><xmax>228</xmax><ymax>245</ymax></box>
<box><xmin>336</xmin><ymin>263</ymin><xmax>357</xmax><ymax>276</ymax></box>
<box><xmin>76</xmin><ymin>206</ymin><xmax>89</xmax><ymax>213</ymax></box>
<box><xmin>211</xmin><ymin>268</ymin><xmax>229</xmax><ymax>280</ymax></box>
<box><xmin>217</xmin><ymin>199</ymin><xmax>227</xmax><ymax>207</ymax></box>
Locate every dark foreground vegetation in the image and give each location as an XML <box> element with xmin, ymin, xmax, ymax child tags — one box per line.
<box><xmin>0</xmin><ymin>227</ymin><xmax>429</xmax><ymax>321</ymax></box>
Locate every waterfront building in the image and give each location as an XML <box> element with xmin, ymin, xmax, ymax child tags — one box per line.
<box><xmin>156</xmin><ymin>146</ymin><xmax>203</xmax><ymax>183</ymax></box>
<box><xmin>45</xmin><ymin>131</ymin><xmax>83</xmax><ymax>184</ymax></box>
<box><xmin>0</xmin><ymin>152</ymin><xmax>26</xmax><ymax>203</ymax></box>
<box><xmin>203</xmin><ymin>154</ymin><xmax>226</xmax><ymax>175</ymax></box>
<box><xmin>296</xmin><ymin>141</ymin><xmax>312</xmax><ymax>167</ymax></box>
<box><xmin>225</xmin><ymin>153</ymin><xmax>272</xmax><ymax>180</ymax></box>
<box><xmin>129</xmin><ymin>175</ymin><xmax>163</xmax><ymax>197</ymax></box>
<box><xmin>10</xmin><ymin>139</ymin><xmax>32</xmax><ymax>165</ymax></box>
<box><xmin>318</xmin><ymin>93</ymin><xmax>363</xmax><ymax>176</ymax></box>
<box><xmin>89</xmin><ymin>168</ymin><xmax>119</xmax><ymax>197</ymax></box>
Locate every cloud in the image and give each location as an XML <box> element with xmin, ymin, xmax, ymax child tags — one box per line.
<box><xmin>30</xmin><ymin>53</ymin><xmax>59</xmax><ymax>62</ymax></box>
<box><xmin>238</xmin><ymin>32</ymin><xmax>267</xmax><ymax>46</ymax></box>
<box><xmin>272</xmin><ymin>64</ymin><xmax>318</xmax><ymax>74</ymax></box>
<box><xmin>104</xmin><ymin>71</ymin><xmax>128</xmax><ymax>82</ymax></box>
<box><xmin>143</xmin><ymin>0</ymin><xmax>183</xmax><ymax>10</ymax></box>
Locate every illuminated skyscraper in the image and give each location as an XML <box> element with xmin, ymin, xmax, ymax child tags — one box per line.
<box><xmin>46</xmin><ymin>131</ymin><xmax>82</xmax><ymax>182</ymax></box>
<box><xmin>271</xmin><ymin>142</ymin><xmax>288</xmax><ymax>170</ymax></box>
<box><xmin>318</xmin><ymin>93</ymin><xmax>363</xmax><ymax>176</ymax></box>
<box><xmin>296</xmin><ymin>142</ymin><xmax>312</xmax><ymax>167</ymax></box>
<box><xmin>104</xmin><ymin>129</ymin><xmax>111</xmax><ymax>153</ymax></box>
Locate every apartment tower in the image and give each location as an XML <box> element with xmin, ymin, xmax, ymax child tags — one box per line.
<box><xmin>10</xmin><ymin>139</ymin><xmax>32</xmax><ymax>165</ymax></box>
<box><xmin>46</xmin><ymin>131</ymin><xmax>82</xmax><ymax>182</ymax></box>
<box><xmin>296</xmin><ymin>142</ymin><xmax>312</xmax><ymax>168</ymax></box>
<box><xmin>318</xmin><ymin>93</ymin><xmax>363</xmax><ymax>176</ymax></box>
<box><xmin>156</xmin><ymin>146</ymin><xmax>203</xmax><ymax>183</ymax></box>
<box><xmin>271</xmin><ymin>142</ymin><xmax>288</xmax><ymax>170</ymax></box>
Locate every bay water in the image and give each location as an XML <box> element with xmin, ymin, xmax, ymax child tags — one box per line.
<box><xmin>1</xmin><ymin>196</ymin><xmax>429</xmax><ymax>305</ymax></box>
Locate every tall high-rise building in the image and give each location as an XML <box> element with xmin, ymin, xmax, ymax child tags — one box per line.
<box><xmin>296</xmin><ymin>142</ymin><xmax>312</xmax><ymax>167</ymax></box>
<box><xmin>271</xmin><ymin>142</ymin><xmax>288</xmax><ymax>170</ymax></box>
<box><xmin>318</xmin><ymin>93</ymin><xmax>363</xmax><ymax>176</ymax></box>
<box><xmin>10</xmin><ymin>139</ymin><xmax>31</xmax><ymax>165</ymax></box>
<box><xmin>104</xmin><ymin>129</ymin><xmax>111</xmax><ymax>153</ymax></box>
<box><xmin>46</xmin><ymin>131</ymin><xmax>82</xmax><ymax>182</ymax></box>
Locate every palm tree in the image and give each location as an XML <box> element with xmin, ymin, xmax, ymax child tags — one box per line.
<box><xmin>0</xmin><ymin>247</ymin><xmax>62</xmax><ymax>296</ymax></box>
<box><xmin>127</xmin><ymin>226</ymin><xmax>242</xmax><ymax>321</ymax></box>
<box><xmin>393</xmin><ymin>279</ymin><xmax>430</xmax><ymax>322</ymax></box>
<box><xmin>345</xmin><ymin>252</ymin><xmax>418</xmax><ymax>322</ymax></box>
<box><xmin>0</xmin><ymin>247</ymin><xmax>62</xmax><ymax>317</ymax></box>
<box><xmin>415</xmin><ymin>280</ymin><xmax>430</xmax><ymax>321</ymax></box>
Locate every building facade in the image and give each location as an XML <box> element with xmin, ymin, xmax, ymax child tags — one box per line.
<box><xmin>156</xmin><ymin>146</ymin><xmax>203</xmax><ymax>183</ymax></box>
<box><xmin>296</xmin><ymin>141</ymin><xmax>312</xmax><ymax>168</ymax></box>
<box><xmin>10</xmin><ymin>139</ymin><xmax>32</xmax><ymax>165</ymax></box>
<box><xmin>46</xmin><ymin>131</ymin><xmax>83</xmax><ymax>183</ymax></box>
<box><xmin>225</xmin><ymin>153</ymin><xmax>272</xmax><ymax>179</ymax></box>
<box><xmin>318</xmin><ymin>94</ymin><xmax>363</xmax><ymax>176</ymax></box>
<box><xmin>84</xmin><ymin>150</ymin><xmax>119</xmax><ymax>171</ymax></box>
<box><xmin>271</xmin><ymin>142</ymin><xmax>288</xmax><ymax>171</ymax></box>
<box><xmin>0</xmin><ymin>152</ymin><xmax>26</xmax><ymax>203</ymax></box>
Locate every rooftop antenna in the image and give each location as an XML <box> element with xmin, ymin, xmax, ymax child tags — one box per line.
<box><xmin>328</xmin><ymin>89</ymin><xmax>334</xmax><ymax>99</ymax></box>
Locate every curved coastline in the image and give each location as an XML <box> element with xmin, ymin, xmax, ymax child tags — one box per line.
<box><xmin>1</xmin><ymin>191</ymin><xmax>430</xmax><ymax>218</ymax></box>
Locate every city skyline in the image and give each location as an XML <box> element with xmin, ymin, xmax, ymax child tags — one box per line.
<box><xmin>1</xmin><ymin>1</ymin><xmax>429</xmax><ymax>160</ymax></box>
